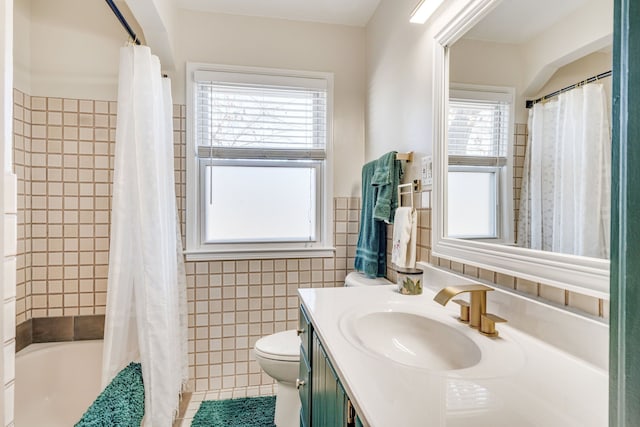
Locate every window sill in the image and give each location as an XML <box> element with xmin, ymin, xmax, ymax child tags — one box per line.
<box><xmin>184</xmin><ymin>247</ymin><xmax>336</xmax><ymax>261</ymax></box>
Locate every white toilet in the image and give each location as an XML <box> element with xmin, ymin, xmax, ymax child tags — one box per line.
<box><xmin>254</xmin><ymin>271</ymin><xmax>393</xmax><ymax>427</ymax></box>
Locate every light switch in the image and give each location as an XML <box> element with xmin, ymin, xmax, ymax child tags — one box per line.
<box><xmin>421</xmin><ymin>156</ymin><xmax>432</xmax><ymax>186</ymax></box>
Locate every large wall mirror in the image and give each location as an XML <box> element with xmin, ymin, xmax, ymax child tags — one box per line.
<box><xmin>432</xmin><ymin>0</ymin><xmax>612</xmax><ymax>297</ymax></box>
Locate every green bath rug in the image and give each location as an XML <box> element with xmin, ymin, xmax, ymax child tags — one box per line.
<box><xmin>75</xmin><ymin>362</ymin><xmax>145</xmax><ymax>427</ymax></box>
<box><xmin>191</xmin><ymin>395</ymin><xmax>276</xmax><ymax>427</ymax></box>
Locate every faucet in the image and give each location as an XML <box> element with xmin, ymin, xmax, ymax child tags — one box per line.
<box><xmin>433</xmin><ymin>284</ymin><xmax>506</xmax><ymax>337</ymax></box>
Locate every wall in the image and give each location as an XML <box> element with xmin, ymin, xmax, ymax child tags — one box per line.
<box><xmin>25</xmin><ymin>0</ymin><xmax>143</xmax><ymax>101</ymax></box>
<box><xmin>365</xmin><ymin>0</ymin><xmax>448</xmax><ymax>164</ymax></box>
<box><xmin>13</xmin><ymin>0</ymin><xmax>29</xmax><ymax>95</ymax></box>
<box><xmin>449</xmin><ymin>38</ymin><xmax>528</xmax><ymax>122</ymax></box>
<box><xmin>535</xmin><ymin>51</ymin><xmax>613</xmax><ymax>115</ymax></box>
<box><xmin>13</xmin><ymin>92</ymin><xmax>113</xmax><ymax>323</ymax></box>
<box><xmin>520</xmin><ymin>0</ymin><xmax>613</xmax><ymax>96</ymax></box>
<box><xmin>366</xmin><ymin>0</ymin><xmax>608</xmax><ymax>318</ymax></box>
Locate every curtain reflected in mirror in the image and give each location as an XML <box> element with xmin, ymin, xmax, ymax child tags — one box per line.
<box><xmin>518</xmin><ymin>85</ymin><xmax>611</xmax><ymax>259</ymax></box>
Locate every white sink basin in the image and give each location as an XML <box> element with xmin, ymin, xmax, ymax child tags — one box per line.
<box><xmin>345</xmin><ymin>311</ymin><xmax>482</xmax><ymax>371</ymax></box>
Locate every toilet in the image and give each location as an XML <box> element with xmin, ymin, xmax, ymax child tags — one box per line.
<box><xmin>254</xmin><ymin>271</ymin><xmax>393</xmax><ymax>427</ymax></box>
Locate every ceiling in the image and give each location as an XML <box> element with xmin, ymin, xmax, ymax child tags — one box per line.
<box><xmin>176</xmin><ymin>0</ymin><xmax>383</xmax><ymax>27</ymax></box>
<box><xmin>464</xmin><ymin>0</ymin><xmax>592</xmax><ymax>44</ymax></box>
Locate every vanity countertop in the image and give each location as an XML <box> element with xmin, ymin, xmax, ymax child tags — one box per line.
<box><xmin>298</xmin><ymin>266</ymin><xmax>608</xmax><ymax>427</ymax></box>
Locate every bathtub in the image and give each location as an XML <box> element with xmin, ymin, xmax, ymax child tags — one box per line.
<box><xmin>16</xmin><ymin>340</ymin><xmax>103</xmax><ymax>427</ymax></box>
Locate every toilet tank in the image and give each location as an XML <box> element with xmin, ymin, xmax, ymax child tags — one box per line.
<box><xmin>344</xmin><ymin>272</ymin><xmax>393</xmax><ymax>287</ymax></box>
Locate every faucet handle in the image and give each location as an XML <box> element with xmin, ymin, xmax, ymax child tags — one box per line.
<box><xmin>480</xmin><ymin>313</ymin><xmax>507</xmax><ymax>337</ymax></box>
<box><xmin>452</xmin><ymin>299</ymin><xmax>470</xmax><ymax>323</ymax></box>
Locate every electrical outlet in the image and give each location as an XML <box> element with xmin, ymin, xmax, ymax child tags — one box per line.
<box><xmin>421</xmin><ymin>156</ymin><xmax>432</xmax><ymax>186</ymax></box>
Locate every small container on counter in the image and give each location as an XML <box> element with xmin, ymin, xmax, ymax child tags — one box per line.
<box><xmin>394</xmin><ymin>266</ymin><xmax>423</xmax><ymax>295</ymax></box>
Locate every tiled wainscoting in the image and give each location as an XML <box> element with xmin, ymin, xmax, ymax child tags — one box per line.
<box><xmin>12</xmin><ymin>91</ymin><xmax>607</xmax><ymax>397</ymax></box>
<box><xmin>3</xmin><ymin>172</ymin><xmax>18</xmax><ymax>426</ymax></box>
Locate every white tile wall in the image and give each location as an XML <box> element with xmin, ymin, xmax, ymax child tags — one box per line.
<box><xmin>3</xmin><ymin>172</ymin><xmax>18</xmax><ymax>427</ymax></box>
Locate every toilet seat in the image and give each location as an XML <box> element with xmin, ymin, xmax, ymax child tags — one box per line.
<box><xmin>254</xmin><ymin>330</ymin><xmax>300</xmax><ymax>362</ymax></box>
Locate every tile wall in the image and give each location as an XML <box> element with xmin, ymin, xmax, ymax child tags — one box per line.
<box><xmin>13</xmin><ymin>90</ymin><xmax>112</xmax><ymax>323</ymax></box>
<box><xmin>513</xmin><ymin>123</ymin><xmax>527</xmax><ymax>238</ymax></box>
<box><xmin>13</xmin><ymin>90</ymin><xmax>29</xmax><ymax>325</ymax></box>
<box><xmin>3</xmin><ymin>172</ymin><xmax>17</xmax><ymax>426</ymax></box>
<box><xmin>12</xmin><ymin>91</ymin><xmax>606</xmax><ymax>395</ymax></box>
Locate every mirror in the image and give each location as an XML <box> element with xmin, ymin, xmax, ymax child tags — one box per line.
<box><xmin>431</xmin><ymin>0</ymin><xmax>612</xmax><ymax>297</ymax></box>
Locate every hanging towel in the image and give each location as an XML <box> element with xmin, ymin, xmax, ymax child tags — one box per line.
<box><xmin>355</xmin><ymin>161</ymin><xmax>387</xmax><ymax>278</ymax></box>
<box><xmin>355</xmin><ymin>151</ymin><xmax>405</xmax><ymax>278</ymax></box>
<box><xmin>372</xmin><ymin>151</ymin><xmax>404</xmax><ymax>223</ymax></box>
<box><xmin>391</xmin><ymin>207</ymin><xmax>417</xmax><ymax>269</ymax></box>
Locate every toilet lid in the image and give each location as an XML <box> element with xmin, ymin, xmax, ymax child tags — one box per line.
<box><xmin>254</xmin><ymin>330</ymin><xmax>300</xmax><ymax>362</ymax></box>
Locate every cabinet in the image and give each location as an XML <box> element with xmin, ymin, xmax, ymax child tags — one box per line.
<box><xmin>299</xmin><ymin>306</ymin><xmax>362</xmax><ymax>427</ymax></box>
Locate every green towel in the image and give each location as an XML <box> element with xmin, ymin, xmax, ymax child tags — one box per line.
<box><xmin>355</xmin><ymin>161</ymin><xmax>386</xmax><ymax>277</ymax></box>
<box><xmin>372</xmin><ymin>151</ymin><xmax>404</xmax><ymax>222</ymax></box>
<box><xmin>354</xmin><ymin>152</ymin><xmax>404</xmax><ymax>278</ymax></box>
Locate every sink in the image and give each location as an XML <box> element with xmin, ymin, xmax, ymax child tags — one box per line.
<box><xmin>346</xmin><ymin>311</ymin><xmax>482</xmax><ymax>371</ymax></box>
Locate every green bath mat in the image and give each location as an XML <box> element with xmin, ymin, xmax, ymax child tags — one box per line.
<box><xmin>191</xmin><ymin>395</ymin><xmax>276</xmax><ymax>427</ymax></box>
<box><xmin>75</xmin><ymin>362</ymin><xmax>145</xmax><ymax>427</ymax></box>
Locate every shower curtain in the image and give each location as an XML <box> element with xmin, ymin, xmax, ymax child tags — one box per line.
<box><xmin>102</xmin><ymin>45</ymin><xmax>188</xmax><ymax>426</ymax></box>
<box><xmin>518</xmin><ymin>83</ymin><xmax>611</xmax><ymax>258</ymax></box>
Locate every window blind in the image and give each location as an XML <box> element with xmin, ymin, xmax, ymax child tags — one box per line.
<box><xmin>448</xmin><ymin>98</ymin><xmax>509</xmax><ymax>164</ymax></box>
<box><xmin>195</xmin><ymin>79</ymin><xmax>327</xmax><ymax>158</ymax></box>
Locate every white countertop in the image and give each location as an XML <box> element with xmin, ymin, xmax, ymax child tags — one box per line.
<box><xmin>298</xmin><ymin>266</ymin><xmax>608</xmax><ymax>427</ymax></box>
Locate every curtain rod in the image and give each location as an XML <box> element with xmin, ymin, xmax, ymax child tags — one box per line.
<box><xmin>525</xmin><ymin>70</ymin><xmax>612</xmax><ymax>109</ymax></box>
<box><xmin>104</xmin><ymin>0</ymin><xmax>141</xmax><ymax>45</ymax></box>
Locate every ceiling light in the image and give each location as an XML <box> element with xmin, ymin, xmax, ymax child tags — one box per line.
<box><xmin>410</xmin><ymin>0</ymin><xmax>445</xmax><ymax>24</ymax></box>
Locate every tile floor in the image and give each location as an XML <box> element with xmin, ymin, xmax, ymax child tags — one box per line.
<box><xmin>174</xmin><ymin>385</ymin><xmax>278</xmax><ymax>426</ymax></box>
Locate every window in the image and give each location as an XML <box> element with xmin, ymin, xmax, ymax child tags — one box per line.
<box><xmin>447</xmin><ymin>86</ymin><xmax>514</xmax><ymax>242</ymax></box>
<box><xmin>186</xmin><ymin>64</ymin><xmax>334</xmax><ymax>259</ymax></box>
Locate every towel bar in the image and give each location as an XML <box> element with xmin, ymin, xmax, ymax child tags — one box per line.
<box><xmin>397</xmin><ymin>180</ymin><xmax>421</xmax><ymax>209</ymax></box>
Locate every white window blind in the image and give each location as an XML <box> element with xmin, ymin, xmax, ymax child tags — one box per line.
<box><xmin>195</xmin><ymin>72</ymin><xmax>327</xmax><ymax>157</ymax></box>
<box><xmin>448</xmin><ymin>98</ymin><xmax>509</xmax><ymax>166</ymax></box>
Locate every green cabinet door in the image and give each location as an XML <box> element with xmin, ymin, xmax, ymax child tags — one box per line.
<box><xmin>299</xmin><ymin>348</ymin><xmax>311</xmax><ymax>427</ymax></box>
<box><xmin>311</xmin><ymin>331</ymin><xmax>348</xmax><ymax>427</ymax></box>
<box><xmin>299</xmin><ymin>305</ymin><xmax>362</xmax><ymax>427</ymax></box>
<box><xmin>299</xmin><ymin>306</ymin><xmax>312</xmax><ymax>426</ymax></box>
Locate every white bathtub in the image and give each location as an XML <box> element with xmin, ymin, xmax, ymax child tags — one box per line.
<box><xmin>16</xmin><ymin>340</ymin><xmax>103</xmax><ymax>427</ymax></box>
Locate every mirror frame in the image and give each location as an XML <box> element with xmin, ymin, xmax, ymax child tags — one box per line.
<box><xmin>431</xmin><ymin>0</ymin><xmax>610</xmax><ymax>299</ymax></box>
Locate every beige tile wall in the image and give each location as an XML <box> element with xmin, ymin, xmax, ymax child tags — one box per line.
<box><xmin>513</xmin><ymin>123</ymin><xmax>527</xmax><ymax>239</ymax></box>
<box><xmin>3</xmin><ymin>171</ymin><xmax>18</xmax><ymax>427</ymax></box>
<box><xmin>13</xmin><ymin>90</ymin><xmax>30</xmax><ymax>324</ymax></box>
<box><xmin>12</xmin><ymin>92</ymin><xmax>606</xmax><ymax>394</ymax></box>
<box><xmin>13</xmin><ymin>91</ymin><xmax>113</xmax><ymax>322</ymax></box>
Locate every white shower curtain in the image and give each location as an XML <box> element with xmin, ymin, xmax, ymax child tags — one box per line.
<box><xmin>518</xmin><ymin>83</ymin><xmax>611</xmax><ymax>259</ymax></box>
<box><xmin>102</xmin><ymin>45</ymin><xmax>188</xmax><ymax>427</ymax></box>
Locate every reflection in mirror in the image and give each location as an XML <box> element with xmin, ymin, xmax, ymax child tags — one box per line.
<box><xmin>446</xmin><ymin>0</ymin><xmax>612</xmax><ymax>260</ymax></box>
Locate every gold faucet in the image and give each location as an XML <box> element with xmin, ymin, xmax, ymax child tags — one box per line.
<box><xmin>433</xmin><ymin>284</ymin><xmax>494</xmax><ymax>329</ymax></box>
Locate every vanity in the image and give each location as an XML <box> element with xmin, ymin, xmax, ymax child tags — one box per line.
<box><xmin>297</xmin><ymin>265</ymin><xmax>608</xmax><ymax>426</ymax></box>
